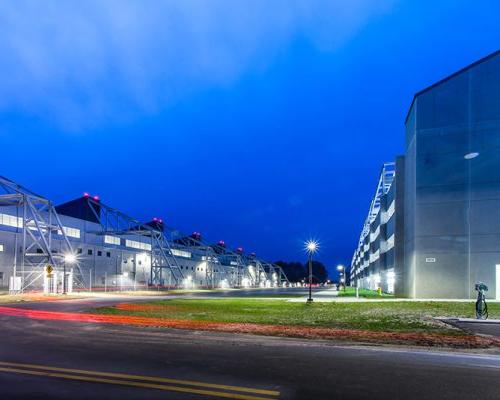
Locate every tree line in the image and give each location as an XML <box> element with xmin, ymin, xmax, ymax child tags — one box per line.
<box><xmin>274</xmin><ymin>260</ymin><xmax>329</xmax><ymax>283</ymax></box>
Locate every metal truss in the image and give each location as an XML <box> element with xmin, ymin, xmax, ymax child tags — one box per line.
<box><xmin>83</xmin><ymin>197</ymin><xmax>184</xmax><ymax>286</ymax></box>
<box><xmin>358</xmin><ymin>162</ymin><xmax>395</xmax><ymax>246</ymax></box>
<box><xmin>0</xmin><ymin>176</ymin><xmax>85</xmax><ymax>292</ymax></box>
<box><xmin>351</xmin><ymin>162</ymin><xmax>396</xmax><ymax>279</ymax></box>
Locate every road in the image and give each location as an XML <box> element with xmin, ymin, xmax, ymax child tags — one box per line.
<box><xmin>0</xmin><ymin>292</ymin><xmax>499</xmax><ymax>399</ymax></box>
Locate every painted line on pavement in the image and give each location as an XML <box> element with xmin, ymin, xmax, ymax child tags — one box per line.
<box><xmin>0</xmin><ymin>362</ymin><xmax>279</xmax><ymax>400</ymax></box>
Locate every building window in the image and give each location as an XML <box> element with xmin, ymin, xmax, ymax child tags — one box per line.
<box><xmin>57</xmin><ymin>226</ymin><xmax>80</xmax><ymax>239</ymax></box>
<box><xmin>0</xmin><ymin>213</ymin><xmax>23</xmax><ymax>228</ymax></box>
<box><xmin>125</xmin><ymin>240</ymin><xmax>151</xmax><ymax>251</ymax></box>
<box><xmin>106</xmin><ymin>252</ymin><xmax>111</xmax><ymax>258</ymax></box>
<box><xmin>36</xmin><ymin>248</ymin><xmax>43</xmax><ymax>254</ymax></box>
<box><xmin>0</xmin><ymin>244</ymin><xmax>4</xmax><ymax>252</ymax></box>
<box><xmin>97</xmin><ymin>251</ymin><xmax>102</xmax><ymax>257</ymax></box>
<box><xmin>88</xmin><ymin>249</ymin><xmax>93</xmax><ymax>256</ymax></box>
<box><xmin>104</xmin><ymin>235</ymin><xmax>120</xmax><ymax>246</ymax></box>
<box><xmin>77</xmin><ymin>248</ymin><xmax>82</xmax><ymax>254</ymax></box>
<box><xmin>171</xmin><ymin>249</ymin><xmax>192</xmax><ymax>258</ymax></box>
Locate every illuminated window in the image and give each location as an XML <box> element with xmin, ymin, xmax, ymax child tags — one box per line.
<box><xmin>125</xmin><ymin>240</ymin><xmax>151</xmax><ymax>251</ymax></box>
<box><xmin>171</xmin><ymin>249</ymin><xmax>192</xmax><ymax>258</ymax></box>
<box><xmin>56</xmin><ymin>226</ymin><xmax>80</xmax><ymax>238</ymax></box>
<box><xmin>0</xmin><ymin>244</ymin><xmax>4</xmax><ymax>252</ymax></box>
<box><xmin>104</xmin><ymin>235</ymin><xmax>120</xmax><ymax>246</ymax></box>
<box><xmin>0</xmin><ymin>213</ymin><xmax>23</xmax><ymax>228</ymax></box>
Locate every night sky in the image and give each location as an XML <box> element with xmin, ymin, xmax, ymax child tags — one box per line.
<box><xmin>1</xmin><ymin>1</ymin><xmax>499</xmax><ymax>278</ymax></box>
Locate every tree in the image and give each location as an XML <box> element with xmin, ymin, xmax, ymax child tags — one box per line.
<box><xmin>274</xmin><ymin>260</ymin><xmax>329</xmax><ymax>283</ymax></box>
<box><xmin>274</xmin><ymin>261</ymin><xmax>306</xmax><ymax>282</ymax></box>
<box><xmin>309</xmin><ymin>260</ymin><xmax>328</xmax><ymax>283</ymax></box>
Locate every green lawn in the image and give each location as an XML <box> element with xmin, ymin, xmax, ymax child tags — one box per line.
<box><xmin>96</xmin><ymin>298</ymin><xmax>500</xmax><ymax>335</ymax></box>
<box><xmin>337</xmin><ymin>287</ymin><xmax>394</xmax><ymax>298</ymax></box>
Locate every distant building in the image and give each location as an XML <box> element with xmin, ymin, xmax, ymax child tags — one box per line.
<box><xmin>351</xmin><ymin>50</ymin><xmax>500</xmax><ymax>299</ymax></box>
<box><xmin>0</xmin><ymin>178</ymin><xmax>288</xmax><ymax>292</ymax></box>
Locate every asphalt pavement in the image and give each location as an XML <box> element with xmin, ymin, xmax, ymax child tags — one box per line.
<box><xmin>0</xmin><ymin>291</ymin><xmax>499</xmax><ymax>399</ymax></box>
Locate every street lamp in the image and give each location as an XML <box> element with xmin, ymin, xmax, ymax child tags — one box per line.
<box><xmin>337</xmin><ymin>264</ymin><xmax>345</xmax><ymax>291</ymax></box>
<box><xmin>63</xmin><ymin>253</ymin><xmax>76</xmax><ymax>295</ymax></box>
<box><xmin>305</xmin><ymin>240</ymin><xmax>319</xmax><ymax>302</ymax></box>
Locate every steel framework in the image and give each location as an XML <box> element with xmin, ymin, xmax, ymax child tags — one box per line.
<box><xmin>0</xmin><ymin>176</ymin><xmax>85</xmax><ymax>292</ymax></box>
<box><xmin>82</xmin><ymin>197</ymin><xmax>184</xmax><ymax>286</ymax></box>
<box><xmin>357</xmin><ymin>162</ymin><xmax>395</xmax><ymax>246</ymax></box>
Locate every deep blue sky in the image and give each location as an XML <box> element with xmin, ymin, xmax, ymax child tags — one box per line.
<box><xmin>1</xmin><ymin>1</ymin><xmax>499</xmax><ymax>278</ymax></box>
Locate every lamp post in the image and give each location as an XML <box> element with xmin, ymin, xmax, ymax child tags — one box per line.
<box><xmin>337</xmin><ymin>264</ymin><xmax>345</xmax><ymax>291</ymax></box>
<box><xmin>63</xmin><ymin>253</ymin><xmax>76</xmax><ymax>295</ymax></box>
<box><xmin>305</xmin><ymin>240</ymin><xmax>318</xmax><ymax>302</ymax></box>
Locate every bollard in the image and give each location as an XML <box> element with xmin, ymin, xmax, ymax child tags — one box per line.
<box><xmin>356</xmin><ymin>286</ymin><xmax>359</xmax><ymax>298</ymax></box>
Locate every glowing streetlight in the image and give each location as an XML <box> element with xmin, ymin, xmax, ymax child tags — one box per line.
<box><xmin>337</xmin><ymin>264</ymin><xmax>346</xmax><ymax>291</ymax></box>
<box><xmin>304</xmin><ymin>240</ymin><xmax>319</xmax><ymax>302</ymax></box>
<box><xmin>63</xmin><ymin>253</ymin><xmax>76</xmax><ymax>294</ymax></box>
<box><xmin>305</xmin><ymin>240</ymin><xmax>318</xmax><ymax>254</ymax></box>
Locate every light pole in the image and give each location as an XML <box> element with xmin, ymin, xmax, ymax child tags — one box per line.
<box><xmin>337</xmin><ymin>264</ymin><xmax>345</xmax><ymax>291</ymax></box>
<box><xmin>305</xmin><ymin>240</ymin><xmax>318</xmax><ymax>302</ymax></box>
<box><xmin>63</xmin><ymin>253</ymin><xmax>76</xmax><ymax>295</ymax></box>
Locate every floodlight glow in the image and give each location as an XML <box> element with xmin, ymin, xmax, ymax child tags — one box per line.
<box><xmin>183</xmin><ymin>275</ymin><xmax>194</xmax><ymax>289</ymax></box>
<box><xmin>337</xmin><ymin>264</ymin><xmax>344</xmax><ymax>271</ymax></box>
<box><xmin>305</xmin><ymin>240</ymin><xmax>319</xmax><ymax>254</ymax></box>
<box><xmin>64</xmin><ymin>253</ymin><xmax>77</xmax><ymax>264</ymax></box>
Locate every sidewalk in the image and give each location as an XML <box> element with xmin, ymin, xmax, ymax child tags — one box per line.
<box><xmin>439</xmin><ymin>318</ymin><xmax>500</xmax><ymax>338</ymax></box>
<box><xmin>289</xmin><ymin>287</ymin><xmax>339</xmax><ymax>302</ymax></box>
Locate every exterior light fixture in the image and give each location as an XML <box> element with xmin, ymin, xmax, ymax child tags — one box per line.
<box><xmin>304</xmin><ymin>239</ymin><xmax>319</xmax><ymax>302</ymax></box>
<box><xmin>337</xmin><ymin>264</ymin><xmax>346</xmax><ymax>292</ymax></box>
<box><xmin>305</xmin><ymin>240</ymin><xmax>318</xmax><ymax>254</ymax></box>
<box><xmin>464</xmin><ymin>152</ymin><xmax>479</xmax><ymax>160</ymax></box>
<box><xmin>64</xmin><ymin>254</ymin><xmax>77</xmax><ymax>264</ymax></box>
<box><xmin>63</xmin><ymin>253</ymin><xmax>76</xmax><ymax>295</ymax></box>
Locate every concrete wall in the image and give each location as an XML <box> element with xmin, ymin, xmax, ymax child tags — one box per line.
<box><xmin>405</xmin><ymin>52</ymin><xmax>500</xmax><ymax>299</ymax></box>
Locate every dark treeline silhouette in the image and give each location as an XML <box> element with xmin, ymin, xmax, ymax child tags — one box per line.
<box><xmin>275</xmin><ymin>260</ymin><xmax>329</xmax><ymax>283</ymax></box>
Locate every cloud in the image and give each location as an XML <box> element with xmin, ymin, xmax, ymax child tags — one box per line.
<box><xmin>0</xmin><ymin>0</ymin><xmax>395</xmax><ymax>131</ymax></box>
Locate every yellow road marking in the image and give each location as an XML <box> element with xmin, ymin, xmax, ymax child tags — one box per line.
<box><xmin>0</xmin><ymin>362</ymin><xmax>279</xmax><ymax>400</ymax></box>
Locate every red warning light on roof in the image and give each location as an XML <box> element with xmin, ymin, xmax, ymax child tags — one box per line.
<box><xmin>93</xmin><ymin>195</ymin><xmax>100</xmax><ymax>201</ymax></box>
<box><xmin>236</xmin><ymin>247</ymin><xmax>244</xmax><ymax>254</ymax></box>
<box><xmin>83</xmin><ymin>192</ymin><xmax>90</xmax><ymax>198</ymax></box>
<box><xmin>218</xmin><ymin>240</ymin><xmax>226</xmax><ymax>247</ymax></box>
